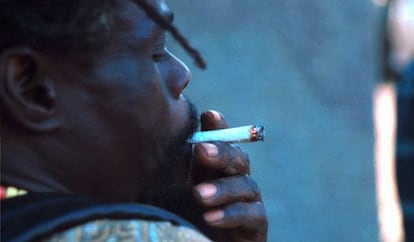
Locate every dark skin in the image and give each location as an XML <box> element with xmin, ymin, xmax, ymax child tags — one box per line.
<box><xmin>0</xmin><ymin>0</ymin><xmax>267</xmax><ymax>241</ymax></box>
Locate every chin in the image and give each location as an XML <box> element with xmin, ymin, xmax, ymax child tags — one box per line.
<box><xmin>136</xmin><ymin>99</ymin><xmax>198</xmax><ymax>209</ymax></box>
<box><xmin>136</xmin><ymin>144</ymin><xmax>193</xmax><ymax>211</ymax></box>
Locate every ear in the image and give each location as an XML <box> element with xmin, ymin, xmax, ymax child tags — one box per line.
<box><xmin>0</xmin><ymin>48</ymin><xmax>62</xmax><ymax>132</ymax></box>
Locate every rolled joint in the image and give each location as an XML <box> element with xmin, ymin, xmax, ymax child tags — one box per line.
<box><xmin>187</xmin><ymin>125</ymin><xmax>265</xmax><ymax>143</ymax></box>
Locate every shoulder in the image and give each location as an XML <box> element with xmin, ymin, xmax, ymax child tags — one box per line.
<box><xmin>1</xmin><ymin>193</ymin><xmax>210</xmax><ymax>242</ymax></box>
<box><xmin>44</xmin><ymin>218</ymin><xmax>210</xmax><ymax>242</ymax></box>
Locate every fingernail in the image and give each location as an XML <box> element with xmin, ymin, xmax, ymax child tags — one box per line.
<box><xmin>195</xmin><ymin>183</ymin><xmax>217</xmax><ymax>200</ymax></box>
<box><xmin>201</xmin><ymin>143</ymin><xmax>218</xmax><ymax>157</ymax></box>
<box><xmin>204</xmin><ymin>210</ymin><xmax>224</xmax><ymax>223</ymax></box>
<box><xmin>208</xmin><ymin>110</ymin><xmax>221</xmax><ymax>121</ymax></box>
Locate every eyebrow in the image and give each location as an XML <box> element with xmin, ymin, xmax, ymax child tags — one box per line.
<box><xmin>133</xmin><ymin>0</ymin><xmax>206</xmax><ymax>69</ymax></box>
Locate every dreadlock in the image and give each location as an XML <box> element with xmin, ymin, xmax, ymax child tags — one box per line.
<box><xmin>0</xmin><ymin>0</ymin><xmax>117</xmax><ymax>60</ymax></box>
<box><xmin>0</xmin><ymin>0</ymin><xmax>206</xmax><ymax>69</ymax></box>
<box><xmin>133</xmin><ymin>0</ymin><xmax>206</xmax><ymax>69</ymax></box>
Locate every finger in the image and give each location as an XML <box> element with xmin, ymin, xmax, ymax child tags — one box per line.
<box><xmin>203</xmin><ymin>202</ymin><xmax>267</xmax><ymax>231</ymax></box>
<box><xmin>193</xmin><ymin>175</ymin><xmax>260</xmax><ymax>207</ymax></box>
<box><xmin>194</xmin><ymin>142</ymin><xmax>250</xmax><ymax>175</ymax></box>
<box><xmin>200</xmin><ymin>110</ymin><xmax>228</xmax><ymax>131</ymax></box>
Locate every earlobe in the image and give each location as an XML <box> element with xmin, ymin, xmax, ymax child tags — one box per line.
<box><xmin>0</xmin><ymin>48</ymin><xmax>62</xmax><ymax>132</ymax></box>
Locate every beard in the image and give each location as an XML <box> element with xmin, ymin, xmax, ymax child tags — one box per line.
<box><xmin>136</xmin><ymin>97</ymin><xmax>199</xmax><ymax>214</ymax></box>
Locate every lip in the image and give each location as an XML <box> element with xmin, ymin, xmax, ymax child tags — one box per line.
<box><xmin>169</xmin><ymin>94</ymin><xmax>191</xmax><ymax>128</ymax></box>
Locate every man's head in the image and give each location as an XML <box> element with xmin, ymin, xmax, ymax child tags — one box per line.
<box><xmin>383</xmin><ymin>0</ymin><xmax>414</xmax><ymax>79</ymax></box>
<box><xmin>0</xmin><ymin>0</ymin><xmax>199</xmax><ymax>202</ymax></box>
<box><xmin>388</xmin><ymin>0</ymin><xmax>414</xmax><ymax>72</ymax></box>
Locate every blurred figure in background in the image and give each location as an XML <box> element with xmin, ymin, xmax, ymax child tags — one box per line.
<box><xmin>374</xmin><ymin>0</ymin><xmax>414</xmax><ymax>241</ymax></box>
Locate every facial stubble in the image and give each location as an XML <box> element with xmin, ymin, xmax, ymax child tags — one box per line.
<box><xmin>136</xmin><ymin>97</ymin><xmax>199</xmax><ymax>213</ymax></box>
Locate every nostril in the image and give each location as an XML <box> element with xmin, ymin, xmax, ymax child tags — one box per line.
<box><xmin>167</xmin><ymin>56</ymin><xmax>191</xmax><ymax>99</ymax></box>
<box><xmin>168</xmin><ymin>73</ymin><xmax>190</xmax><ymax>99</ymax></box>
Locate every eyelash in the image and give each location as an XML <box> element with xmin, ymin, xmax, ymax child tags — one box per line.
<box><xmin>152</xmin><ymin>47</ymin><xmax>168</xmax><ymax>62</ymax></box>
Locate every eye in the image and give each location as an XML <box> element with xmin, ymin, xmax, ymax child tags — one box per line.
<box><xmin>152</xmin><ymin>47</ymin><xmax>169</xmax><ymax>62</ymax></box>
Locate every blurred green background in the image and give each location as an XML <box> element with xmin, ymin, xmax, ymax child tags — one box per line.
<box><xmin>168</xmin><ymin>1</ymin><xmax>384</xmax><ymax>241</ymax></box>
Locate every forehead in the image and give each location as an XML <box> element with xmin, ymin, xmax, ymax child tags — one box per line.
<box><xmin>110</xmin><ymin>0</ymin><xmax>172</xmax><ymax>47</ymax></box>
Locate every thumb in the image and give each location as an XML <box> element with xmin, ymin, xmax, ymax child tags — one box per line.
<box><xmin>201</xmin><ymin>110</ymin><xmax>229</xmax><ymax>131</ymax></box>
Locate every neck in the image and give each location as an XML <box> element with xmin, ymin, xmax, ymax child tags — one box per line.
<box><xmin>2</xmin><ymin>137</ymin><xmax>71</xmax><ymax>194</ymax></box>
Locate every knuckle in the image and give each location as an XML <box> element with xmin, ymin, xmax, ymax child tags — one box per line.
<box><xmin>234</xmin><ymin>144</ymin><xmax>250</xmax><ymax>165</ymax></box>
<box><xmin>242</xmin><ymin>175</ymin><xmax>260</xmax><ymax>200</ymax></box>
<box><xmin>223</xmin><ymin>144</ymin><xmax>250</xmax><ymax>174</ymax></box>
<box><xmin>244</xmin><ymin>202</ymin><xmax>268</xmax><ymax>230</ymax></box>
<box><xmin>224</xmin><ymin>202</ymin><xmax>245</xmax><ymax>219</ymax></box>
<box><xmin>221</xmin><ymin>175</ymin><xmax>260</xmax><ymax>203</ymax></box>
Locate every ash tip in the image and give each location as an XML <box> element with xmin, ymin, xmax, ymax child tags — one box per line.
<box><xmin>252</xmin><ymin>125</ymin><xmax>265</xmax><ymax>141</ymax></box>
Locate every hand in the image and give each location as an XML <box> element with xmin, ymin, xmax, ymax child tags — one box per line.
<box><xmin>190</xmin><ymin>110</ymin><xmax>268</xmax><ymax>242</ymax></box>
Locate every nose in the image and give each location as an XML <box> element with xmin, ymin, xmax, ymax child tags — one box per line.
<box><xmin>160</xmin><ymin>50</ymin><xmax>192</xmax><ymax>99</ymax></box>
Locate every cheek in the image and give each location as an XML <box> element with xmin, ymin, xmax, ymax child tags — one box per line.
<box><xmin>72</xmin><ymin>57</ymin><xmax>174</xmax><ymax>156</ymax></box>
<box><xmin>54</xmin><ymin>57</ymin><xmax>181</xmax><ymax>198</ymax></box>
<box><xmin>112</xmin><ymin>69</ymin><xmax>171</xmax><ymax>139</ymax></box>
<box><xmin>90</xmin><ymin>57</ymin><xmax>170</xmax><ymax>122</ymax></box>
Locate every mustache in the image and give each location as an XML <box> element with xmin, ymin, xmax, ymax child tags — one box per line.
<box><xmin>180</xmin><ymin>96</ymin><xmax>199</xmax><ymax>143</ymax></box>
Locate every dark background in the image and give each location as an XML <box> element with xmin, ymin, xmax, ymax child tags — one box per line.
<box><xmin>168</xmin><ymin>1</ymin><xmax>384</xmax><ymax>241</ymax></box>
